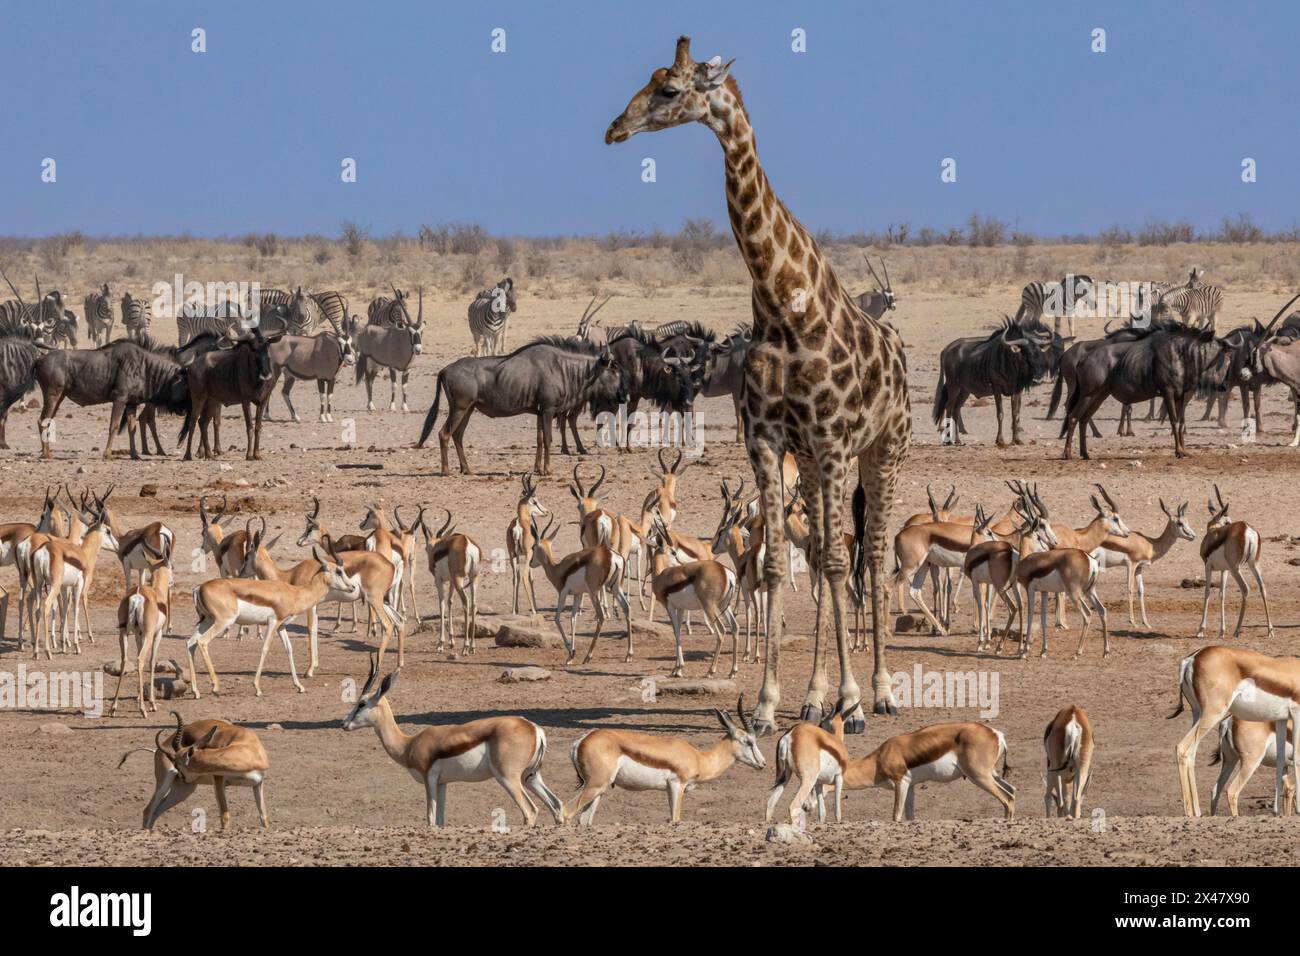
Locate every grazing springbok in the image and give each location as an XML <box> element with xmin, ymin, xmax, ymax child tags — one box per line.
<box><xmin>111</xmin><ymin>566</ymin><xmax>173</xmax><ymax>718</ymax></box>
<box><xmin>30</xmin><ymin>490</ymin><xmax>118</xmax><ymax>657</ymax></box>
<box><xmin>842</xmin><ymin>722</ymin><xmax>1015</xmax><ymax>822</ymax></box>
<box><xmin>266</xmin><ymin>318</ymin><xmax>356</xmax><ymax>423</ymax></box>
<box><xmin>1092</xmin><ymin>499</ymin><xmax>1195</xmax><ymax>629</ymax></box>
<box><xmin>342</xmin><ymin>657</ymin><xmax>563</xmax><ymax>827</ymax></box>
<box><xmin>1210</xmin><ymin>717</ymin><xmax>1295</xmax><ymax>817</ymax></box>
<box><xmin>243</xmin><ymin>519</ymin><xmax>400</xmax><ymax>676</ymax></box>
<box><xmin>643</xmin><ymin>513</ymin><xmax>739</xmax><ymax>678</ymax></box>
<box><xmin>119</xmin><ymin>711</ymin><xmax>269</xmax><ymax>830</ymax></box>
<box><xmin>1171</xmin><ymin>645</ymin><xmax>1300</xmax><ymax>817</ymax></box>
<box><xmin>1043</xmin><ymin>704</ymin><xmax>1094</xmax><ymax>819</ymax></box>
<box><xmin>1193</xmin><ymin>485</ymin><xmax>1273</xmax><ymax>640</ymax></box>
<box><xmin>564</xmin><ymin>695</ymin><xmax>764</xmax><ymax>825</ymax></box>
<box><xmin>506</xmin><ymin>472</ymin><xmax>548</xmax><ymax>620</ymax></box>
<box><xmin>414</xmin><ymin>508</ymin><xmax>482</xmax><ymax>654</ymax></box>
<box><xmin>352</xmin><ymin>288</ymin><xmax>424</xmax><ymax>412</ymax></box>
<box><xmin>766</xmin><ymin>699</ymin><xmax>852</xmax><ymax>825</ymax></box>
<box><xmin>186</xmin><ymin>547</ymin><xmax>361</xmax><ymax>698</ymax></box>
<box><xmin>529</xmin><ymin>514</ymin><xmax>630</xmax><ymax>665</ymax></box>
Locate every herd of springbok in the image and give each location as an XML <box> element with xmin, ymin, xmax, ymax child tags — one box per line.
<box><xmin>0</xmin><ymin>447</ymin><xmax>1293</xmax><ymax>830</ymax></box>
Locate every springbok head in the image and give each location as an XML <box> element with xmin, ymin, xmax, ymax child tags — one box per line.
<box><xmin>1159</xmin><ymin>499</ymin><xmax>1197</xmax><ymax>542</ymax></box>
<box><xmin>1089</xmin><ymin>484</ymin><xmax>1129</xmax><ymax>538</ymax></box>
<box><xmin>569</xmin><ymin>464</ymin><xmax>606</xmax><ymax>518</ymax></box>
<box><xmin>716</xmin><ymin>694</ymin><xmax>765</xmax><ymax>771</ymax></box>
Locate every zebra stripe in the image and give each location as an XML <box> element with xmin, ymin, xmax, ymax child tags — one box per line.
<box><xmin>467</xmin><ymin>278</ymin><xmax>516</xmax><ymax>356</ymax></box>
<box><xmin>84</xmin><ymin>284</ymin><xmax>114</xmax><ymax>344</ymax></box>
<box><xmin>120</xmin><ymin>292</ymin><xmax>151</xmax><ymax>341</ymax></box>
<box><xmin>1017</xmin><ymin>274</ymin><xmax>1094</xmax><ymax>322</ymax></box>
<box><xmin>258</xmin><ymin>288</ymin><xmax>317</xmax><ymax>336</ymax></box>
<box><xmin>368</xmin><ymin>291</ymin><xmax>413</xmax><ymax>329</ymax></box>
<box><xmin>1158</xmin><ymin>284</ymin><xmax>1224</xmax><ymax>331</ymax></box>
<box><xmin>177</xmin><ymin>301</ymin><xmax>242</xmax><ymax>345</ymax></box>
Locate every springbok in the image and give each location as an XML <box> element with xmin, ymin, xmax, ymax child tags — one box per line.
<box><xmin>710</xmin><ymin>480</ymin><xmax>766</xmax><ymax>663</ymax></box>
<box><xmin>102</xmin><ymin>503</ymin><xmax>174</xmax><ymax>589</ymax></box>
<box><xmin>389</xmin><ymin>506</ymin><xmax>420</xmax><ymax>623</ymax></box>
<box><xmin>359</xmin><ymin>503</ymin><xmax>405</xmax><ymax>607</ymax></box>
<box><xmin>963</xmin><ymin>498</ymin><xmax>1058</xmax><ymax>654</ymax></box>
<box><xmin>1092</xmin><ymin>498</ymin><xmax>1195</xmax><ymax>629</ymax></box>
<box><xmin>297</xmin><ymin>495</ymin><xmax>373</xmax><ymax>632</ymax></box>
<box><xmin>1043</xmin><ymin>704</ymin><xmax>1094</xmax><ymax>819</ymax></box>
<box><xmin>570</xmin><ymin>464</ymin><xmax>611</xmax><ymax>547</ymax></box>
<box><xmin>1030</xmin><ymin>484</ymin><xmax>1131</xmax><ymax>628</ymax></box>
<box><xmin>529</xmin><ymin>515</ymin><xmax>630</xmax><ymax>665</ymax></box>
<box><xmin>185</xmin><ymin>547</ymin><xmax>361</xmax><ymax>697</ymax></box>
<box><xmin>414</xmin><ymin>508</ymin><xmax>482</xmax><ymax>654</ymax></box>
<box><xmin>30</xmin><ymin>489</ymin><xmax>118</xmax><ymax>657</ymax></box>
<box><xmin>1210</xmin><ymin>716</ymin><xmax>1295</xmax><ymax>817</ymax></box>
<box><xmin>119</xmin><ymin>711</ymin><xmax>269</xmax><ymax>830</ymax></box>
<box><xmin>111</xmin><ymin>565</ymin><xmax>173</xmax><ymax>718</ymax></box>
<box><xmin>1193</xmin><ymin>485</ymin><xmax>1273</xmax><ymax>640</ymax></box>
<box><xmin>886</xmin><ymin>513</ymin><xmax>985</xmax><ymax>635</ymax></box>
<box><xmin>342</xmin><ymin>657</ymin><xmax>563</xmax><ymax>827</ymax></box>
<box><xmin>506</xmin><ymin>472</ymin><xmax>547</xmax><ymax>621</ymax></box>
<box><xmin>842</xmin><ymin>722</ymin><xmax>1015</xmax><ymax>822</ymax></box>
<box><xmin>243</xmin><ymin>519</ymin><xmax>400</xmax><ymax>674</ymax></box>
<box><xmin>0</xmin><ymin>487</ymin><xmax>64</xmax><ymax>647</ymax></box>
<box><xmin>765</xmin><ymin>699</ymin><xmax>852</xmax><ymax>825</ymax></box>
<box><xmin>1016</xmin><ymin>489</ymin><xmax>1127</xmax><ymax>658</ymax></box>
<box><xmin>1171</xmin><ymin>645</ymin><xmax>1300</xmax><ymax>817</ymax></box>
<box><xmin>564</xmin><ymin>695</ymin><xmax>765</xmax><ymax>824</ymax></box>
<box><xmin>643</xmin><ymin>513</ymin><xmax>739</xmax><ymax>678</ymax></box>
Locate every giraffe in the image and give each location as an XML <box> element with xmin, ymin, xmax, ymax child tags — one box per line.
<box><xmin>606</xmin><ymin>37</ymin><xmax>912</xmax><ymax>732</ymax></box>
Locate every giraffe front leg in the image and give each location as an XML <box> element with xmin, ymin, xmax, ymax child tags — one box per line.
<box><xmin>817</xmin><ymin>461</ymin><xmax>863</xmax><ymax>732</ymax></box>
<box><xmin>859</xmin><ymin>437</ymin><xmax>905</xmax><ymax>717</ymax></box>
<box><xmin>748</xmin><ymin>434</ymin><xmax>788</xmax><ymax>737</ymax></box>
<box><xmin>797</xmin><ymin>467</ymin><xmax>830</xmax><ymax>722</ymax></box>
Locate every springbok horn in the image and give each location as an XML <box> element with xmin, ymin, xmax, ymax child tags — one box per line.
<box><xmin>1094</xmin><ymin>483</ymin><xmax>1118</xmax><ymax>511</ymax></box>
<box><xmin>436</xmin><ymin>509</ymin><xmax>454</xmax><ymax>538</ymax></box>
<box><xmin>571</xmin><ymin>464</ymin><xmax>585</xmax><ymax>496</ymax></box>
<box><xmin>657</xmin><ymin>447</ymin><xmax>670</xmax><ymax>475</ymax></box>
<box><xmin>361</xmin><ymin>652</ymin><xmax>378</xmax><ymax>698</ymax></box>
<box><xmin>169</xmin><ymin>711</ymin><xmax>185</xmax><ymax>754</ymax></box>
<box><xmin>672</xmin><ymin>449</ymin><xmax>684</xmax><ymax>473</ymax></box>
<box><xmin>589</xmin><ymin>464</ymin><xmax>607</xmax><ymax>497</ymax></box>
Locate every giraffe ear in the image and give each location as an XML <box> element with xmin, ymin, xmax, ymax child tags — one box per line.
<box><xmin>699</xmin><ymin>56</ymin><xmax>734</xmax><ymax>91</ymax></box>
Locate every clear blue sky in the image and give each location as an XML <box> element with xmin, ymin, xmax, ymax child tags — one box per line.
<box><xmin>2</xmin><ymin>0</ymin><xmax>1296</xmax><ymax>238</ymax></box>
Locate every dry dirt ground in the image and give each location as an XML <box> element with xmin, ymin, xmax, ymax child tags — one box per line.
<box><xmin>3</xmin><ymin>283</ymin><xmax>1300</xmax><ymax>867</ymax></box>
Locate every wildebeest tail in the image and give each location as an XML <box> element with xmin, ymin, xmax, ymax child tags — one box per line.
<box><xmin>931</xmin><ymin>365</ymin><xmax>948</xmax><ymax>427</ymax></box>
<box><xmin>1047</xmin><ymin>369</ymin><xmax>1066</xmax><ymax>419</ymax></box>
<box><xmin>416</xmin><ymin>369</ymin><xmax>446</xmax><ymax>448</ymax></box>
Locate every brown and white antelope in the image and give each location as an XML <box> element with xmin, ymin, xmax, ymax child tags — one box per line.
<box><xmin>1043</xmin><ymin>704</ymin><xmax>1094</xmax><ymax>819</ymax></box>
<box><xmin>1016</xmin><ymin>488</ymin><xmax>1127</xmax><ymax>658</ymax></box>
<box><xmin>963</xmin><ymin>498</ymin><xmax>1058</xmax><ymax>655</ymax></box>
<box><xmin>414</xmin><ymin>508</ymin><xmax>482</xmax><ymax>654</ymax></box>
<box><xmin>0</xmin><ymin>487</ymin><xmax>64</xmax><ymax>647</ymax></box>
<box><xmin>389</xmin><ymin>505</ymin><xmax>420</xmax><ymax>623</ymax></box>
<box><xmin>30</xmin><ymin>489</ymin><xmax>119</xmax><ymax>658</ymax></box>
<box><xmin>1193</xmin><ymin>486</ymin><xmax>1273</xmax><ymax>640</ymax></box>
<box><xmin>243</xmin><ymin>519</ymin><xmax>401</xmax><ymax>674</ymax></box>
<box><xmin>1210</xmin><ymin>716</ymin><xmax>1295</xmax><ymax>817</ymax></box>
<box><xmin>111</xmin><ymin>565</ymin><xmax>173</xmax><ymax>718</ymax></box>
<box><xmin>506</xmin><ymin>471</ymin><xmax>548</xmax><ymax>621</ymax></box>
<box><xmin>186</xmin><ymin>547</ymin><xmax>361</xmax><ymax>697</ymax></box>
<box><xmin>119</xmin><ymin>711</ymin><xmax>269</xmax><ymax>830</ymax></box>
<box><xmin>564</xmin><ymin>695</ymin><xmax>765</xmax><ymax>824</ymax></box>
<box><xmin>710</xmin><ymin>480</ymin><xmax>767</xmax><ymax>663</ymax></box>
<box><xmin>887</xmin><ymin>512</ymin><xmax>986</xmax><ymax>635</ymax></box>
<box><xmin>765</xmin><ymin>699</ymin><xmax>852</xmax><ymax>825</ymax></box>
<box><xmin>342</xmin><ymin>657</ymin><xmax>563</xmax><ymax>827</ymax></box>
<box><xmin>529</xmin><ymin>515</ymin><xmax>630</xmax><ymax>665</ymax></box>
<box><xmin>1092</xmin><ymin>498</ymin><xmax>1195</xmax><ymax>629</ymax></box>
<box><xmin>297</xmin><ymin>495</ymin><xmax>379</xmax><ymax>633</ymax></box>
<box><xmin>1031</xmin><ymin>484</ymin><xmax>1131</xmax><ymax>629</ymax></box>
<box><xmin>570</xmin><ymin>464</ymin><xmax>611</xmax><ymax>547</ymax></box>
<box><xmin>101</xmin><ymin>499</ymin><xmax>174</xmax><ymax>589</ymax></box>
<box><xmin>360</xmin><ymin>503</ymin><xmax>405</xmax><ymax>605</ymax></box>
<box><xmin>1172</xmin><ymin>645</ymin><xmax>1300</xmax><ymax>817</ymax></box>
<box><xmin>643</xmin><ymin>513</ymin><xmax>739</xmax><ymax>678</ymax></box>
<box><xmin>841</xmin><ymin>722</ymin><xmax>1015</xmax><ymax>822</ymax></box>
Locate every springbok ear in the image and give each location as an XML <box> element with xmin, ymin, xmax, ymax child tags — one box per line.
<box><xmin>379</xmin><ymin>669</ymin><xmax>399</xmax><ymax>698</ymax></box>
<box><xmin>714</xmin><ymin>707</ymin><xmax>739</xmax><ymax>736</ymax></box>
<box><xmin>194</xmin><ymin>726</ymin><xmax>220</xmax><ymax>750</ymax></box>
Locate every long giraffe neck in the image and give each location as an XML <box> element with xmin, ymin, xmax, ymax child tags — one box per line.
<box><xmin>709</xmin><ymin>80</ymin><xmax>834</xmax><ymax>325</ymax></box>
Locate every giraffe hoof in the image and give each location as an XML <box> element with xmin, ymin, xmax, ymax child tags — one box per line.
<box><xmin>871</xmin><ymin>701</ymin><xmax>897</xmax><ymax>717</ymax></box>
<box><xmin>843</xmin><ymin>716</ymin><xmax>867</xmax><ymax>734</ymax></box>
<box><xmin>750</xmin><ymin>718</ymin><xmax>778</xmax><ymax>737</ymax></box>
<box><xmin>798</xmin><ymin>703</ymin><xmax>823</xmax><ymax>724</ymax></box>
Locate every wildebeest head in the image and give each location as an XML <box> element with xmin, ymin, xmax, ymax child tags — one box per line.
<box><xmin>220</xmin><ymin>328</ymin><xmax>282</xmax><ymax>382</ymax></box>
<box><xmin>999</xmin><ymin>317</ymin><xmax>1055</xmax><ymax>381</ymax></box>
<box><xmin>584</xmin><ymin>349</ymin><xmax>629</xmax><ymax>417</ymax></box>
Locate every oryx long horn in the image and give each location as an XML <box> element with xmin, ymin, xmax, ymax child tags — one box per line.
<box><xmin>881</xmin><ymin>257</ymin><xmax>891</xmax><ymax>291</ymax></box>
<box><xmin>578</xmin><ymin>293</ymin><xmax>599</xmax><ymax>323</ymax></box>
<box><xmin>587</xmin><ymin>294</ymin><xmax>613</xmax><ymax>321</ymax></box>
<box><xmin>863</xmin><ymin>252</ymin><xmax>885</xmax><ymax>292</ymax></box>
<box><xmin>1262</xmin><ymin>290</ymin><xmax>1300</xmax><ymax>335</ymax></box>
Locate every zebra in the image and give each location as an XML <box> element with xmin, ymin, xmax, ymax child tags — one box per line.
<box><xmin>310</xmin><ymin>290</ymin><xmax>350</xmax><ymax>332</ymax></box>
<box><xmin>84</xmin><ymin>283</ymin><xmax>114</xmax><ymax>345</ymax></box>
<box><xmin>0</xmin><ymin>289</ymin><xmax>65</xmax><ymax>337</ymax></box>
<box><xmin>177</xmin><ymin>300</ymin><xmax>243</xmax><ymax>345</ymax></box>
<box><xmin>466</xmin><ymin>277</ymin><xmax>517</xmax><ymax>356</ymax></box>
<box><xmin>368</xmin><ymin>286</ymin><xmax>413</xmax><ymax>329</ymax></box>
<box><xmin>257</xmin><ymin>287</ymin><xmax>316</xmax><ymax>336</ymax></box>
<box><xmin>1015</xmin><ymin>274</ymin><xmax>1095</xmax><ymax>337</ymax></box>
<box><xmin>120</xmin><ymin>292</ymin><xmax>151</xmax><ymax>341</ymax></box>
<box><xmin>1154</xmin><ymin>283</ymin><xmax>1224</xmax><ymax>333</ymax></box>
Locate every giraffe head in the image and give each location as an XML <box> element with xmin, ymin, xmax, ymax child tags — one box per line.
<box><xmin>605</xmin><ymin>36</ymin><xmax>734</xmax><ymax>144</ymax></box>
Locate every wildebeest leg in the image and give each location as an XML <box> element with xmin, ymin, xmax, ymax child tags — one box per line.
<box><xmin>451</xmin><ymin>409</ymin><xmax>472</xmax><ymax>474</ymax></box>
<box><xmin>1011</xmin><ymin>391</ymin><xmax>1024</xmax><ymax>444</ymax></box>
<box><xmin>38</xmin><ymin>388</ymin><xmax>66</xmax><ymax>460</ymax></box>
<box><xmin>1074</xmin><ymin>392</ymin><xmax>1108</xmax><ymax>460</ymax></box>
<box><xmin>1142</xmin><ymin>398</ymin><xmax>1156</xmax><ymax>421</ymax></box>
<box><xmin>993</xmin><ymin>394</ymin><xmax>1006</xmax><ymax>447</ymax></box>
<box><xmin>252</xmin><ymin>400</ymin><xmax>266</xmax><ymax>460</ymax></box>
<box><xmin>0</xmin><ymin>409</ymin><xmax>8</xmax><ymax>449</ymax></box>
<box><xmin>569</xmin><ymin>411</ymin><xmax>588</xmax><ymax>454</ymax></box>
<box><xmin>211</xmin><ymin>402</ymin><xmax>224</xmax><ymax>457</ymax></box>
<box><xmin>104</xmin><ymin>399</ymin><xmax>128</xmax><ymax>461</ymax></box>
<box><xmin>540</xmin><ymin>412</ymin><xmax>555</xmax><ymax>476</ymax></box>
<box><xmin>557</xmin><ymin>414</ymin><xmax>571</xmax><ymax>455</ymax></box>
<box><xmin>281</xmin><ymin>373</ymin><xmax>300</xmax><ymax>423</ymax></box>
<box><xmin>732</xmin><ymin>391</ymin><xmax>744</xmax><ymax>443</ymax></box>
<box><xmin>1164</xmin><ymin>388</ymin><xmax>1185</xmax><ymax>457</ymax></box>
<box><xmin>142</xmin><ymin>406</ymin><xmax>165</xmax><ymax>455</ymax></box>
<box><xmin>125</xmin><ymin>408</ymin><xmax>141</xmax><ymax>460</ymax></box>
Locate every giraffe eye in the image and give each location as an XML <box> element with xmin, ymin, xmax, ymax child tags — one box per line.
<box><xmin>659</xmin><ymin>85</ymin><xmax>680</xmax><ymax>99</ymax></box>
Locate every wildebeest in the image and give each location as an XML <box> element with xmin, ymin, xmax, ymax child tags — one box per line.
<box><xmin>0</xmin><ymin>320</ymin><xmax>47</xmax><ymax>451</ymax></box>
<box><xmin>856</xmin><ymin>255</ymin><xmax>897</xmax><ymax>320</ymax></box>
<box><xmin>1061</xmin><ymin>324</ymin><xmax>1252</xmax><ymax>459</ymax></box>
<box><xmin>264</xmin><ymin>318</ymin><xmax>356</xmax><ymax>423</ymax></box>
<box><xmin>467</xmin><ymin>277</ymin><xmax>518</xmax><ymax>356</ymax></box>
<box><xmin>1048</xmin><ymin>318</ymin><xmax>1166</xmax><ymax>438</ymax></box>
<box><xmin>179</xmin><ymin>330</ymin><xmax>282</xmax><ymax>461</ymax></box>
<box><xmin>683</xmin><ymin>322</ymin><xmax>749</xmax><ymax>442</ymax></box>
<box><xmin>416</xmin><ymin>338</ymin><xmax>629</xmax><ymax>476</ymax></box>
<box><xmin>933</xmin><ymin>317</ymin><xmax>1056</xmax><ymax>447</ymax></box>
<box><xmin>34</xmin><ymin>341</ymin><xmax>191</xmax><ymax>460</ymax></box>
<box><xmin>352</xmin><ymin>288</ymin><xmax>424</xmax><ymax>412</ymax></box>
<box><xmin>84</xmin><ymin>284</ymin><xmax>114</xmax><ymax>345</ymax></box>
<box><xmin>124</xmin><ymin>333</ymin><xmax>226</xmax><ymax>456</ymax></box>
